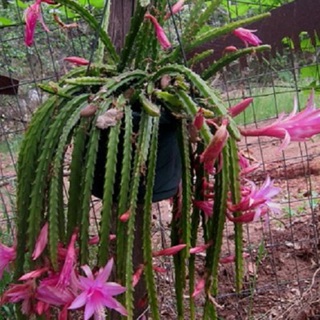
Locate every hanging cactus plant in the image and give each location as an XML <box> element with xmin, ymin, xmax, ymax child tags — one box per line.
<box><xmin>0</xmin><ymin>1</ymin><xmax>290</xmax><ymax>319</ymax></box>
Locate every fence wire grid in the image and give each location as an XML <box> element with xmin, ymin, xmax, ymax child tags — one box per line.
<box><xmin>1</xmin><ymin>0</ymin><xmax>320</xmax><ymax>319</ymax></box>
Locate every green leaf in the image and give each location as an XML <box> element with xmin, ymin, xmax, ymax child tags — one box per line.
<box><xmin>16</xmin><ymin>0</ymin><xmax>29</xmax><ymax>9</ymax></box>
<box><xmin>78</xmin><ymin>0</ymin><xmax>104</xmax><ymax>8</ymax></box>
<box><xmin>0</xmin><ymin>17</ymin><xmax>14</xmax><ymax>26</ymax></box>
<box><xmin>91</xmin><ymin>0</ymin><xmax>105</xmax><ymax>9</ymax></box>
<box><xmin>300</xmin><ymin>65</ymin><xmax>319</xmax><ymax>79</ymax></box>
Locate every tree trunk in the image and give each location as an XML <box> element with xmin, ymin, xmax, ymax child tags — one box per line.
<box><xmin>108</xmin><ymin>0</ymin><xmax>136</xmax><ymax>53</ymax></box>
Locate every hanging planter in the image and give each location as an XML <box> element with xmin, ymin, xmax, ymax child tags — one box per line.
<box><xmin>0</xmin><ymin>1</ymin><xmax>285</xmax><ymax>319</ymax></box>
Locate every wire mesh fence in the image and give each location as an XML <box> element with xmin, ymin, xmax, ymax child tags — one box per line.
<box><xmin>1</xmin><ymin>0</ymin><xmax>320</xmax><ymax>319</ymax></box>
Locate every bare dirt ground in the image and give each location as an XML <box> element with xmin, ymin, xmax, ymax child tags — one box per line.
<box><xmin>151</xmin><ymin>131</ymin><xmax>320</xmax><ymax>320</ymax></box>
<box><xmin>1</xmin><ymin>129</ymin><xmax>320</xmax><ymax>320</ymax></box>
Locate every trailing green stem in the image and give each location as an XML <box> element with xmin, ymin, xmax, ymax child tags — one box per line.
<box><xmin>142</xmin><ymin>117</ymin><xmax>160</xmax><ymax>320</ymax></box>
<box><xmin>202</xmin><ymin>45</ymin><xmax>271</xmax><ymax>80</ymax></box>
<box><xmin>203</xmin><ymin>146</ymin><xmax>230</xmax><ymax>319</ymax></box>
<box><xmin>125</xmin><ymin>113</ymin><xmax>152</xmax><ymax>319</ymax></box>
<box><xmin>228</xmin><ymin>139</ymin><xmax>243</xmax><ymax>293</ymax></box>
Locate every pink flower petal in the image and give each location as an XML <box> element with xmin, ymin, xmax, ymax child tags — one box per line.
<box><xmin>0</xmin><ymin>242</ymin><xmax>16</xmax><ymax>279</ymax></box>
<box><xmin>145</xmin><ymin>13</ymin><xmax>171</xmax><ymax>50</ymax></box>
<box><xmin>192</xmin><ymin>278</ymin><xmax>205</xmax><ymax>298</ymax></box>
<box><xmin>228</xmin><ymin>98</ymin><xmax>253</xmax><ymax>118</ymax></box>
<box><xmin>200</xmin><ymin>119</ymin><xmax>229</xmax><ymax>174</ymax></box>
<box><xmin>24</xmin><ymin>0</ymin><xmax>50</xmax><ymax>47</ymax></box>
<box><xmin>233</xmin><ymin>27</ymin><xmax>262</xmax><ymax>46</ymax></box>
<box><xmin>68</xmin><ymin>291</ymin><xmax>87</xmax><ymax>310</ymax></box>
<box><xmin>96</xmin><ymin>258</ymin><xmax>113</xmax><ymax>283</ymax></box>
<box><xmin>32</xmin><ymin>222</ymin><xmax>48</xmax><ymax>260</ymax></box>
<box><xmin>84</xmin><ymin>301</ymin><xmax>96</xmax><ymax>320</ymax></box>
<box><xmin>133</xmin><ymin>264</ymin><xmax>145</xmax><ymax>287</ymax></box>
<box><xmin>189</xmin><ymin>241</ymin><xmax>212</xmax><ymax>254</ymax></box>
<box><xmin>19</xmin><ymin>267</ymin><xmax>48</xmax><ymax>281</ymax></box>
<box><xmin>119</xmin><ymin>209</ymin><xmax>130</xmax><ymax>222</ymax></box>
<box><xmin>152</xmin><ymin>244</ymin><xmax>186</xmax><ymax>257</ymax></box>
<box><xmin>193</xmin><ymin>108</ymin><xmax>204</xmax><ymax>130</ymax></box>
<box><xmin>241</xmin><ymin>91</ymin><xmax>320</xmax><ymax>150</ymax></box>
<box><xmin>165</xmin><ymin>0</ymin><xmax>185</xmax><ymax>20</ymax></box>
<box><xmin>64</xmin><ymin>56</ymin><xmax>90</xmax><ymax>66</ymax></box>
<box><xmin>193</xmin><ymin>200</ymin><xmax>214</xmax><ymax>218</ymax></box>
<box><xmin>57</xmin><ymin>231</ymin><xmax>77</xmax><ymax>288</ymax></box>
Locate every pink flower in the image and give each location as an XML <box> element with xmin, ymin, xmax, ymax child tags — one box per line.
<box><xmin>0</xmin><ymin>242</ymin><xmax>16</xmax><ymax>279</ymax></box>
<box><xmin>152</xmin><ymin>244</ymin><xmax>186</xmax><ymax>257</ymax></box>
<box><xmin>193</xmin><ymin>200</ymin><xmax>213</xmax><ymax>218</ymax></box>
<box><xmin>164</xmin><ymin>0</ymin><xmax>185</xmax><ymax>20</ymax></box>
<box><xmin>192</xmin><ymin>278</ymin><xmax>205</xmax><ymax>298</ymax></box>
<box><xmin>202</xmin><ymin>178</ymin><xmax>213</xmax><ymax>191</ymax></box>
<box><xmin>32</xmin><ymin>222</ymin><xmax>48</xmax><ymax>260</ymax></box>
<box><xmin>219</xmin><ymin>253</ymin><xmax>250</xmax><ymax>264</ymax></box>
<box><xmin>57</xmin><ymin>231</ymin><xmax>77</xmax><ymax>288</ymax></box>
<box><xmin>240</xmin><ymin>91</ymin><xmax>320</xmax><ymax>150</ymax></box>
<box><xmin>199</xmin><ymin>119</ymin><xmax>229</xmax><ymax>174</ymax></box>
<box><xmin>88</xmin><ymin>234</ymin><xmax>116</xmax><ymax>245</ymax></box>
<box><xmin>238</xmin><ymin>152</ymin><xmax>260</xmax><ymax>176</ymax></box>
<box><xmin>193</xmin><ymin>108</ymin><xmax>204</xmax><ymax>130</ymax></box>
<box><xmin>119</xmin><ymin>209</ymin><xmax>130</xmax><ymax>222</ymax></box>
<box><xmin>145</xmin><ymin>13</ymin><xmax>171</xmax><ymax>50</ymax></box>
<box><xmin>152</xmin><ymin>265</ymin><xmax>167</xmax><ymax>273</ymax></box>
<box><xmin>19</xmin><ymin>267</ymin><xmax>48</xmax><ymax>281</ymax></box>
<box><xmin>233</xmin><ymin>27</ymin><xmax>262</xmax><ymax>47</ymax></box>
<box><xmin>189</xmin><ymin>241</ymin><xmax>212</xmax><ymax>254</ymax></box>
<box><xmin>35</xmin><ymin>300</ymin><xmax>49</xmax><ymax>316</ymax></box>
<box><xmin>36</xmin><ymin>274</ymin><xmax>76</xmax><ymax>307</ymax></box>
<box><xmin>69</xmin><ymin>259</ymin><xmax>127</xmax><ymax>318</ymax></box>
<box><xmin>1</xmin><ymin>281</ymin><xmax>35</xmax><ymax>315</ymax></box>
<box><xmin>24</xmin><ymin>0</ymin><xmax>50</xmax><ymax>46</ymax></box>
<box><xmin>133</xmin><ymin>264</ymin><xmax>145</xmax><ymax>287</ymax></box>
<box><xmin>223</xmin><ymin>45</ymin><xmax>238</xmax><ymax>55</ymax></box>
<box><xmin>228</xmin><ymin>176</ymin><xmax>281</xmax><ymax>222</ymax></box>
<box><xmin>64</xmin><ymin>56</ymin><xmax>90</xmax><ymax>66</ymax></box>
<box><xmin>229</xmin><ymin>98</ymin><xmax>253</xmax><ymax>118</ymax></box>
